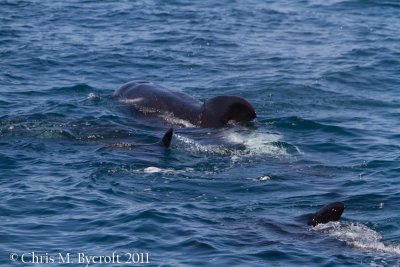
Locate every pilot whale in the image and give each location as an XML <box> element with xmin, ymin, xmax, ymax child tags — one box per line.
<box><xmin>107</xmin><ymin>128</ymin><xmax>173</xmax><ymax>149</ymax></box>
<box><xmin>307</xmin><ymin>202</ymin><xmax>345</xmax><ymax>227</ymax></box>
<box><xmin>113</xmin><ymin>81</ymin><xmax>256</xmax><ymax>128</ymax></box>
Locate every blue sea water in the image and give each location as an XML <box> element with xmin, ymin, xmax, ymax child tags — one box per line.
<box><xmin>1</xmin><ymin>0</ymin><xmax>400</xmax><ymax>266</ymax></box>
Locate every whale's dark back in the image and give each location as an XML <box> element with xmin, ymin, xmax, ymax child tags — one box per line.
<box><xmin>113</xmin><ymin>81</ymin><xmax>200</xmax><ymax>110</ymax></box>
<box><xmin>114</xmin><ymin>81</ymin><xmax>256</xmax><ymax>128</ymax></box>
<box><xmin>308</xmin><ymin>202</ymin><xmax>345</xmax><ymax>227</ymax></box>
<box><xmin>114</xmin><ymin>81</ymin><xmax>202</xmax><ymax>123</ymax></box>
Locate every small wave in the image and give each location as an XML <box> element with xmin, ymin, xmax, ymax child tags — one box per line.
<box><xmin>8</xmin><ymin>84</ymin><xmax>96</xmax><ymax>98</ymax></box>
<box><xmin>0</xmin><ymin>117</ymin><xmax>76</xmax><ymax>140</ymax></box>
<box><xmin>271</xmin><ymin>116</ymin><xmax>355</xmax><ymax>136</ymax></box>
<box><xmin>313</xmin><ymin>222</ymin><xmax>400</xmax><ymax>255</ymax></box>
<box><xmin>327</xmin><ymin>0</ymin><xmax>400</xmax><ymax>9</ymax></box>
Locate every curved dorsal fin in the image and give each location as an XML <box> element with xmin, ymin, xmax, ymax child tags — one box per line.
<box><xmin>158</xmin><ymin>128</ymin><xmax>173</xmax><ymax>147</ymax></box>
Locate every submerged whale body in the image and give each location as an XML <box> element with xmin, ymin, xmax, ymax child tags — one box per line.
<box><xmin>308</xmin><ymin>202</ymin><xmax>345</xmax><ymax>227</ymax></box>
<box><xmin>107</xmin><ymin>128</ymin><xmax>173</xmax><ymax>149</ymax></box>
<box><xmin>113</xmin><ymin>81</ymin><xmax>256</xmax><ymax>128</ymax></box>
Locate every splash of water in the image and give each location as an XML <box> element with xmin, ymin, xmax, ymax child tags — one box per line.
<box><xmin>314</xmin><ymin>222</ymin><xmax>400</xmax><ymax>255</ymax></box>
<box><xmin>174</xmin><ymin>134</ymin><xmax>232</xmax><ymax>155</ymax></box>
<box><xmin>175</xmin><ymin>130</ymin><xmax>290</xmax><ymax>159</ymax></box>
<box><xmin>224</xmin><ymin>131</ymin><xmax>289</xmax><ymax>157</ymax></box>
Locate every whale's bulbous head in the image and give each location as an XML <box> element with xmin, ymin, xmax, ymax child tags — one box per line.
<box><xmin>308</xmin><ymin>202</ymin><xmax>345</xmax><ymax>227</ymax></box>
<box><xmin>200</xmin><ymin>96</ymin><xmax>256</xmax><ymax>128</ymax></box>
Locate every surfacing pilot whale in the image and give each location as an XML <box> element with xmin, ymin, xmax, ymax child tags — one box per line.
<box><xmin>307</xmin><ymin>202</ymin><xmax>345</xmax><ymax>227</ymax></box>
<box><xmin>113</xmin><ymin>81</ymin><xmax>256</xmax><ymax>128</ymax></box>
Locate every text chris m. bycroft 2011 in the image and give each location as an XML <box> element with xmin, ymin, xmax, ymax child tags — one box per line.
<box><xmin>9</xmin><ymin>251</ymin><xmax>150</xmax><ymax>266</ymax></box>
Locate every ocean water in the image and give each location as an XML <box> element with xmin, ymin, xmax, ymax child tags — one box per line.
<box><xmin>1</xmin><ymin>0</ymin><xmax>400</xmax><ymax>266</ymax></box>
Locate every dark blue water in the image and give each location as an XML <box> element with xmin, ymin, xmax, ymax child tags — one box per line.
<box><xmin>1</xmin><ymin>0</ymin><xmax>400</xmax><ymax>266</ymax></box>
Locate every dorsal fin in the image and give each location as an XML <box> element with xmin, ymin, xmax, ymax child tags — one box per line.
<box><xmin>158</xmin><ymin>128</ymin><xmax>173</xmax><ymax>147</ymax></box>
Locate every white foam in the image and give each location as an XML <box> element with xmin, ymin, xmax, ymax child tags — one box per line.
<box><xmin>259</xmin><ymin>175</ymin><xmax>271</xmax><ymax>181</ymax></box>
<box><xmin>224</xmin><ymin>131</ymin><xmax>288</xmax><ymax>157</ymax></box>
<box><xmin>175</xmin><ymin>134</ymin><xmax>232</xmax><ymax>155</ymax></box>
<box><xmin>139</xmin><ymin>166</ymin><xmax>193</xmax><ymax>174</ymax></box>
<box><xmin>142</xmin><ymin>167</ymin><xmax>164</xmax><ymax>173</ymax></box>
<box><xmin>175</xmin><ymin>130</ymin><xmax>291</xmax><ymax>159</ymax></box>
<box><xmin>87</xmin><ymin>92</ymin><xmax>100</xmax><ymax>100</ymax></box>
<box><xmin>313</xmin><ymin>222</ymin><xmax>400</xmax><ymax>255</ymax></box>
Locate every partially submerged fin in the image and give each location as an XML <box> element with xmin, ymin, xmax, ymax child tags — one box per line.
<box><xmin>105</xmin><ymin>128</ymin><xmax>173</xmax><ymax>149</ymax></box>
<box><xmin>157</xmin><ymin>128</ymin><xmax>173</xmax><ymax>148</ymax></box>
<box><xmin>308</xmin><ymin>202</ymin><xmax>345</xmax><ymax>227</ymax></box>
